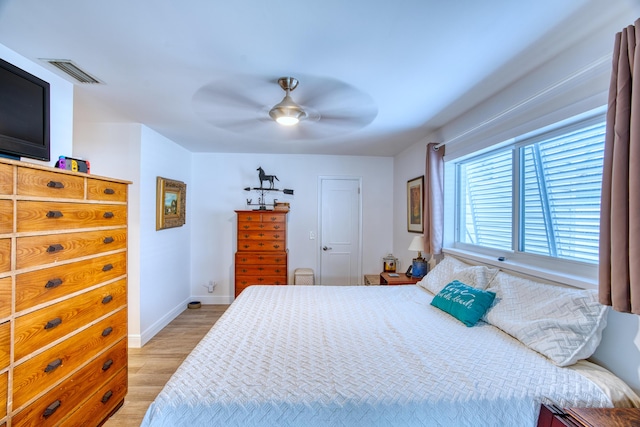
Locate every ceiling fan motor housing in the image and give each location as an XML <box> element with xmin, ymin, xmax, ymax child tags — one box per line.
<box><xmin>270</xmin><ymin>77</ymin><xmax>306</xmax><ymax>125</ymax></box>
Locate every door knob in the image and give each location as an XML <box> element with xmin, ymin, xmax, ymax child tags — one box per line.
<box><xmin>322</xmin><ymin>246</ymin><xmax>332</xmax><ymax>251</ymax></box>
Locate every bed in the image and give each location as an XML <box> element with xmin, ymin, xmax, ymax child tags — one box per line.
<box><xmin>141</xmin><ymin>257</ymin><xmax>639</xmax><ymax>426</ymax></box>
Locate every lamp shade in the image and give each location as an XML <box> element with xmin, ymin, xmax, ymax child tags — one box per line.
<box><xmin>408</xmin><ymin>235</ymin><xmax>424</xmax><ymax>252</ymax></box>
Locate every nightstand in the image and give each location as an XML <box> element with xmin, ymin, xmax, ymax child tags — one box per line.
<box><xmin>538</xmin><ymin>404</ymin><xmax>640</xmax><ymax>426</ymax></box>
<box><xmin>379</xmin><ymin>272</ymin><xmax>421</xmax><ymax>285</ymax></box>
<box><xmin>364</xmin><ymin>275</ymin><xmax>380</xmax><ymax>286</ymax></box>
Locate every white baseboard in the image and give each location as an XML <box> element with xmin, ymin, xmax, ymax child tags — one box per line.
<box><xmin>128</xmin><ymin>294</ymin><xmax>234</xmax><ymax>348</ymax></box>
<box><xmin>188</xmin><ymin>295</ymin><xmax>234</xmax><ymax>304</ymax></box>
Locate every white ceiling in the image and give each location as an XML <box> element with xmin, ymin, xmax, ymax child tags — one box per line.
<box><xmin>0</xmin><ymin>0</ymin><xmax>626</xmax><ymax>156</ymax></box>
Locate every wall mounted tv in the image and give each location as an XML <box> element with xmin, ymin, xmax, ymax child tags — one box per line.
<box><xmin>0</xmin><ymin>58</ymin><xmax>50</xmax><ymax>161</ymax></box>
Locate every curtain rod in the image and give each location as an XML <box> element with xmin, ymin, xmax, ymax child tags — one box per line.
<box><xmin>433</xmin><ymin>54</ymin><xmax>611</xmax><ymax>151</ymax></box>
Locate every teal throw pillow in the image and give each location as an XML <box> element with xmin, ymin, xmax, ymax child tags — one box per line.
<box><xmin>430</xmin><ymin>280</ymin><xmax>496</xmax><ymax>327</ymax></box>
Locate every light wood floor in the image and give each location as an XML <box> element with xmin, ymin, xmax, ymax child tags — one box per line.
<box><xmin>103</xmin><ymin>304</ymin><xmax>229</xmax><ymax>427</ymax></box>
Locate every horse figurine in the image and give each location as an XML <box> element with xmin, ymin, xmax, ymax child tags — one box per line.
<box><xmin>257</xmin><ymin>167</ymin><xmax>279</xmax><ymax>189</ymax></box>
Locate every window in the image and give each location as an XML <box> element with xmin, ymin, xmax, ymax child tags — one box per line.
<box><xmin>455</xmin><ymin>115</ymin><xmax>606</xmax><ymax>265</ymax></box>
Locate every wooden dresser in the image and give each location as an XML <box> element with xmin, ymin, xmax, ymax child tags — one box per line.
<box><xmin>234</xmin><ymin>210</ymin><xmax>288</xmax><ymax>297</ymax></box>
<box><xmin>0</xmin><ymin>158</ymin><xmax>129</xmax><ymax>426</ymax></box>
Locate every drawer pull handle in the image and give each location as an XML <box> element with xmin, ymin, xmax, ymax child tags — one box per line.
<box><xmin>44</xmin><ymin>358</ymin><xmax>63</xmax><ymax>373</ymax></box>
<box><xmin>45</xmin><ymin>317</ymin><xmax>62</xmax><ymax>330</ymax></box>
<box><xmin>103</xmin><ymin>236</ymin><xmax>114</xmax><ymax>244</ymax></box>
<box><xmin>104</xmin><ymin>188</ymin><xmax>115</xmax><ymax>195</ymax></box>
<box><xmin>102</xmin><ymin>326</ymin><xmax>113</xmax><ymax>337</ymax></box>
<box><xmin>103</xmin><ymin>211</ymin><xmax>114</xmax><ymax>219</ymax></box>
<box><xmin>102</xmin><ymin>295</ymin><xmax>113</xmax><ymax>304</ymax></box>
<box><xmin>102</xmin><ymin>359</ymin><xmax>114</xmax><ymax>371</ymax></box>
<box><xmin>102</xmin><ymin>264</ymin><xmax>113</xmax><ymax>272</ymax></box>
<box><xmin>47</xmin><ymin>244</ymin><xmax>64</xmax><ymax>253</ymax></box>
<box><xmin>47</xmin><ymin>180</ymin><xmax>65</xmax><ymax>189</ymax></box>
<box><xmin>43</xmin><ymin>400</ymin><xmax>61</xmax><ymax>418</ymax></box>
<box><xmin>274</xmin><ymin>225</ymin><xmax>281</xmax><ymax>229</ymax></box>
<box><xmin>101</xmin><ymin>390</ymin><xmax>113</xmax><ymax>404</ymax></box>
<box><xmin>46</xmin><ymin>210</ymin><xmax>63</xmax><ymax>218</ymax></box>
<box><xmin>45</xmin><ymin>278</ymin><xmax>63</xmax><ymax>289</ymax></box>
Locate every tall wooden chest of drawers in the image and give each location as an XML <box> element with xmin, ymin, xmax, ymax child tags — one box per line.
<box><xmin>234</xmin><ymin>210</ymin><xmax>288</xmax><ymax>297</ymax></box>
<box><xmin>0</xmin><ymin>158</ymin><xmax>129</xmax><ymax>426</ymax></box>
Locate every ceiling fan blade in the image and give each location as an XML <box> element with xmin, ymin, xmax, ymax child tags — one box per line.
<box><xmin>193</xmin><ymin>84</ymin><xmax>264</xmax><ymax>111</ymax></box>
<box><xmin>295</xmin><ymin>78</ymin><xmax>346</xmax><ymax>109</ymax></box>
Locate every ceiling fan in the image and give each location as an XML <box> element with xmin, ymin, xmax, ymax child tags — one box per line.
<box><xmin>192</xmin><ymin>74</ymin><xmax>377</xmax><ymax>140</ymax></box>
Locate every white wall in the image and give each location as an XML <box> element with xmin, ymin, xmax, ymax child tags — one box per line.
<box><xmin>190</xmin><ymin>153</ymin><xmax>394</xmax><ymax>302</ymax></box>
<box><xmin>393</xmin><ymin>140</ymin><xmax>429</xmax><ymax>272</ymax></box>
<box><xmin>74</xmin><ymin>122</ymin><xmax>192</xmax><ymax>347</ymax></box>
<box><xmin>0</xmin><ymin>44</ymin><xmax>73</xmax><ymax>166</ymax></box>
<box><xmin>73</xmin><ymin>122</ymin><xmax>143</xmax><ymax>345</ymax></box>
<box><xmin>138</xmin><ymin>127</ymin><xmax>192</xmax><ymax>344</ymax></box>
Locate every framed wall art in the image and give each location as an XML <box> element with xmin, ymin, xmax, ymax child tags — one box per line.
<box><xmin>407</xmin><ymin>175</ymin><xmax>424</xmax><ymax>233</ymax></box>
<box><xmin>156</xmin><ymin>176</ymin><xmax>186</xmax><ymax>230</ymax></box>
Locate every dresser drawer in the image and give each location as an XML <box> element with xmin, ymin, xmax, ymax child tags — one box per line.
<box><xmin>59</xmin><ymin>365</ymin><xmax>127</xmax><ymax>427</ymax></box>
<box><xmin>14</xmin><ymin>279</ymin><xmax>127</xmax><ymax>360</ymax></box>
<box><xmin>0</xmin><ymin>201</ymin><xmax>12</xmax><ymax>235</ymax></box>
<box><xmin>236</xmin><ymin>212</ymin><xmax>286</xmax><ymax>224</ymax></box>
<box><xmin>236</xmin><ymin>265</ymin><xmax>287</xmax><ymax>276</ymax></box>
<box><xmin>87</xmin><ymin>179</ymin><xmax>127</xmax><ymax>203</ymax></box>
<box><xmin>0</xmin><ymin>322</ymin><xmax>9</xmax><ymax>370</ymax></box>
<box><xmin>12</xmin><ymin>337</ymin><xmax>127</xmax><ymax>427</ymax></box>
<box><xmin>0</xmin><ymin>371</ymin><xmax>6</xmax><ymax>420</ymax></box>
<box><xmin>236</xmin><ymin>252</ymin><xmax>287</xmax><ymax>265</ymax></box>
<box><xmin>0</xmin><ymin>163</ymin><xmax>12</xmax><ymax>195</ymax></box>
<box><xmin>14</xmin><ymin>326</ymin><xmax>127</xmax><ymax>409</ymax></box>
<box><xmin>237</xmin><ymin>221</ymin><xmax>286</xmax><ymax>232</ymax></box>
<box><xmin>0</xmin><ymin>278</ymin><xmax>9</xmax><ymax>319</ymax></box>
<box><xmin>16</xmin><ymin>201</ymin><xmax>127</xmax><ymax>233</ymax></box>
<box><xmin>17</xmin><ymin>168</ymin><xmax>84</xmax><ymax>199</ymax></box>
<box><xmin>236</xmin><ymin>275</ymin><xmax>287</xmax><ymax>287</ymax></box>
<box><xmin>0</xmin><ymin>241</ymin><xmax>9</xmax><ymax>276</ymax></box>
<box><xmin>237</xmin><ymin>230</ymin><xmax>285</xmax><ymax>241</ymax></box>
<box><xmin>16</xmin><ymin>252</ymin><xmax>127</xmax><ymax>312</ymax></box>
<box><xmin>16</xmin><ymin>228</ymin><xmax>127</xmax><ymax>270</ymax></box>
<box><xmin>238</xmin><ymin>240</ymin><xmax>286</xmax><ymax>251</ymax></box>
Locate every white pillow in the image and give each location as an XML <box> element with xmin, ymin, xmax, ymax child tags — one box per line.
<box><xmin>484</xmin><ymin>272</ymin><xmax>608</xmax><ymax>367</ymax></box>
<box><xmin>417</xmin><ymin>256</ymin><xmax>498</xmax><ymax>294</ymax></box>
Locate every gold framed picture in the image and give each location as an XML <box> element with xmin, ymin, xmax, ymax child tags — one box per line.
<box><xmin>407</xmin><ymin>175</ymin><xmax>424</xmax><ymax>233</ymax></box>
<box><xmin>156</xmin><ymin>176</ymin><xmax>186</xmax><ymax>230</ymax></box>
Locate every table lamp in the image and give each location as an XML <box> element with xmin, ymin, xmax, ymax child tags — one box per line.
<box><xmin>408</xmin><ymin>235</ymin><xmax>428</xmax><ymax>278</ymax></box>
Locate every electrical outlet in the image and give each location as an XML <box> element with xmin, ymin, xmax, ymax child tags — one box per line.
<box><xmin>309</xmin><ymin>231</ymin><xmax>316</xmax><ymax>240</ymax></box>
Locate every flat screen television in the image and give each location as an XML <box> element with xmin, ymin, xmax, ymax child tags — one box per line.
<box><xmin>0</xmin><ymin>58</ymin><xmax>50</xmax><ymax>161</ymax></box>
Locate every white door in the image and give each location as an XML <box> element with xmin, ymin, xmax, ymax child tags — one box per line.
<box><xmin>319</xmin><ymin>177</ymin><xmax>361</xmax><ymax>285</ymax></box>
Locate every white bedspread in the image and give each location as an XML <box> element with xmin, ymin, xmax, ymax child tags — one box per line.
<box><xmin>141</xmin><ymin>285</ymin><xmax>615</xmax><ymax>427</ymax></box>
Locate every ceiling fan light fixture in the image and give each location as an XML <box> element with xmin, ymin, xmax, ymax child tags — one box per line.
<box><xmin>268</xmin><ymin>77</ymin><xmax>310</xmax><ymax>126</ymax></box>
<box><xmin>269</xmin><ymin>94</ymin><xmax>307</xmax><ymax>126</ymax></box>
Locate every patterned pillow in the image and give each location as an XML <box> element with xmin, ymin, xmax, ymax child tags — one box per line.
<box><xmin>417</xmin><ymin>256</ymin><xmax>498</xmax><ymax>294</ymax></box>
<box><xmin>430</xmin><ymin>280</ymin><xmax>496</xmax><ymax>327</ymax></box>
<box><xmin>484</xmin><ymin>272</ymin><xmax>608</xmax><ymax>367</ymax></box>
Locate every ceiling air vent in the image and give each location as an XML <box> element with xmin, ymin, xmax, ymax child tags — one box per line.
<box><xmin>42</xmin><ymin>59</ymin><xmax>101</xmax><ymax>84</ymax></box>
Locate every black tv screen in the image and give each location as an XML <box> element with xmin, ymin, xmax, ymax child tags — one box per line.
<box><xmin>0</xmin><ymin>58</ymin><xmax>50</xmax><ymax>161</ymax></box>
